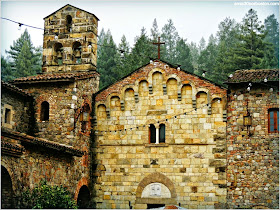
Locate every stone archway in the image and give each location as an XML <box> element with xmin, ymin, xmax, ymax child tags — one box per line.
<box><xmin>135</xmin><ymin>172</ymin><xmax>177</xmax><ymax>207</ymax></box>
<box><xmin>1</xmin><ymin>166</ymin><xmax>14</xmax><ymax>209</ymax></box>
<box><xmin>77</xmin><ymin>185</ymin><xmax>90</xmax><ymax>209</ymax></box>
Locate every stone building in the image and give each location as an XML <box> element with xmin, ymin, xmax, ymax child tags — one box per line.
<box><xmin>1</xmin><ymin>4</ymin><xmax>99</xmax><ymax>209</ymax></box>
<box><xmin>93</xmin><ymin>60</ymin><xmax>228</xmax><ymax>209</ymax></box>
<box><xmin>226</xmin><ymin>69</ymin><xmax>279</xmax><ymax>209</ymax></box>
<box><xmin>1</xmin><ymin>4</ymin><xmax>279</xmax><ymax>209</ymax></box>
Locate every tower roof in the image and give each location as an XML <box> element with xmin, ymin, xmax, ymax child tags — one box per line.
<box><xmin>44</xmin><ymin>4</ymin><xmax>99</xmax><ymax>21</ymax></box>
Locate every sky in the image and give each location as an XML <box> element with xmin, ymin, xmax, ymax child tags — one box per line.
<box><xmin>1</xmin><ymin>0</ymin><xmax>279</xmax><ymax>57</ymax></box>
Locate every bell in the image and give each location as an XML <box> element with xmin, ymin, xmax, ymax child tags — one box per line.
<box><xmin>75</xmin><ymin>49</ymin><xmax>81</xmax><ymax>57</ymax></box>
<box><xmin>57</xmin><ymin>51</ymin><xmax>62</xmax><ymax>58</ymax></box>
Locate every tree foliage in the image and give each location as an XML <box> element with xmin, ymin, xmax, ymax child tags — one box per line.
<box><xmin>231</xmin><ymin>9</ymin><xmax>267</xmax><ymax>70</ymax></box>
<box><xmin>97</xmin><ymin>29</ymin><xmax>119</xmax><ymax>89</ymax></box>
<box><xmin>96</xmin><ymin>9</ymin><xmax>278</xmax><ymax>88</ymax></box>
<box><xmin>19</xmin><ymin>180</ymin><xmax>77</xmax><ymax>209</ymax></box>
<box><xmin>2</xmin><ymin>29</ymin><xmax>42</xmax><ymax>81</ymax></box>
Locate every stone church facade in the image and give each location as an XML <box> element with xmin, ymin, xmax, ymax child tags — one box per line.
<box><xmin>93</xmin><ymin>61</ymin><xmax>228</xmax><ymax>209</ymax></box>
<box><xmin>1</xmin><ymin>4</ymin><xmax>279</xmax><ymax>209</ymax></box>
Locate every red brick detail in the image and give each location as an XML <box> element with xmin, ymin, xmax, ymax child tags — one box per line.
<box><xmin>95</xmin><ymin>61</ymin><xmax>226</xmax><ymax>103</ymax></box>
<box><xmin>74</xmin><ymin>177</ymin><xmax>89</xmax><ymax>201</ymax></box>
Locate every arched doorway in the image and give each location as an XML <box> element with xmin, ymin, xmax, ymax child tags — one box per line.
<box><xmin>135</xmin><ymin>172</ymin><xmax>177</xmax><ymax>208</ymax></box>
<box><xmin>1</xmin><ymin>166</ymin><xmax>14</xmax><ymax>209</ymax></box>
<box><xmin>77</xmin><ymin>185</ymin><xmax>90</xmax><ymax>209</ymax></box>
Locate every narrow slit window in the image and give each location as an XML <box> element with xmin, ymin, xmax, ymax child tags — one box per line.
<box><xmin>4</xmin><ymin>108</ymin><xmax>11</xmax><ymax>124</ymax></box>
<box><xmin>41</xmin><ymin>101</ymin><xmax>49</xmax><ymax>121</ymax></box>
<box><xmin>149</xmin><ymin>124</ymin><xmax>156</xmax><ymax>143</ymax></box>
<box><xmin>159</xmin><ymin>124</ymin><xmax>165</xmax><ymax>143</ymax></box>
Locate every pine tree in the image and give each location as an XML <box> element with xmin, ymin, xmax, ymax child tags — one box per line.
<box><xmin>232</xmin><ymin>9</ymin><xmax>267</xmax><ymax>70</ymax></box>
<box><xmin>188</xmin><ymin>42</ymin><xmax>200</xmax><ymax>73</ymax></box>
<box><xmin>174</xmin><ymin>38</ymin><xmax>194</xmax><ymax>73</ymax></box>
<box><xmin>97</xmin><ymin>29</ymin><xmax>119</xmax><ymax>89</ymax></box>
<box><xmin>264</xmin><ymin>14</ymin><xmax>279</xmax><ymax>68</ymax></box>
<box><xmin>215</xmin><ymin>18</ymin><xmax>240</xmax><ymax>78</ymax></box>
<box><xmin>115</xmin><ymin>35</ymin><xmax>131</xmax><ymax>78</ymax></box>
<box><xmin>198</xmin><ymin>35</ymin><xmax>218</xmax><ymax>82</ymax></box>
<box><xmin>161</xmin><ymin>19</ymin><xmax>179</xmax><ymax>63</ymax></box>
<box><xmin>127</xmin><ymin>27</ymin><xmax>154</xmax><ymax>70</ymax></box>
<box><xmin>1</xmin><ymin>56</ymin><xmax>14</xmax><ymax>82</ymax></box>
<box><xmin>4</xmin><ymin>29</ymin><xmax>42</xmax><ymax>80</ymax></box>
<box><xmin>150</xmin><ymin>18</ymin><xmax>160</xmax><ymax>42</ymax></box>
<box><xmin>198</xmin><ymin>37</ymin><xmax>206</xmax><ymax>54</ymax></box>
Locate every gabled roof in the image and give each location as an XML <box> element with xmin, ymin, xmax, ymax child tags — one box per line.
<box><xmin>1</xmin><ymin>81</ymin><xmax>33</xmax><ymax>97</ymax></box>
<box><xmin>96</xmin><ymin>59</ymin><xmax>226</xmax><ymax>96</ymax></box>
<box><xmin>44</xmin><ymin>4</ymin><xmax>99</xmax><ymax>21</ymax></box>
<box><xmin>225</xmin><ymin>69</ymin><xmax>279</xmax><ymax>84</ymax></box>
<box><xmin>12</xmin><ymin>71</ymin><xmax>99</xmax><ymax>84</ymax></box>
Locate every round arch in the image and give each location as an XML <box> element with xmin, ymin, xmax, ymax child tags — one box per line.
<box><xmin>1</xmin><ymin>165</ymin><xmax>14</xmax><ymax>208</ymax></box>
<box><xmin>136</xmin><ymin>172</ymin><xmax>177</xmax><ymax>200</ymax></box>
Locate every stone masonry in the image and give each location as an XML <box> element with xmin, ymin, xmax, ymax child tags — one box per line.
<box><xmin>93</xmin><ymin>60</ymin><xmax>228</xmax><ymax>209</ymax></box>
<box><xmin>2</xmin><ymin>4</ymin><xmax>100</xmax><ymax>209</ymax></box>
<box><xmin>226</xmin><ymin>69</ymin><xmax>279</xmax><ymax>209</ymax></box>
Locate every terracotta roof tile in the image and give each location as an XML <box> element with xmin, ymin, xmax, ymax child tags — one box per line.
<box><xmin>12</xmin><ymin>71</ymin><xmax>99</xmax><ymax>84</ymax></box>
<box><xmin>226</xmin><ymin>69</ymin><xmax>279</xmax><ymax>83</ymax></box>
<box><xmin>1</xmin><ymin>81</ymin><xmax>33</xmax><ymax>97</ymax></box>
<box><xmin>1</xmin><ymin>129</ymin><xmax>84</xmax><ymax>157</ymax></box>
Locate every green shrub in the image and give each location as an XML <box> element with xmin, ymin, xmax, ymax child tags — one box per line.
<box><xmin>19</xmin><ymin>180</ymin><xmax>77</xmax><ymax>209</ymax></box>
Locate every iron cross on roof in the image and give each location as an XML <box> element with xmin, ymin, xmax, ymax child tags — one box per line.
<box><xmin>153</xmin><ymin>37</ymin><xmax>165</xmax><ymax>59</ymax></box>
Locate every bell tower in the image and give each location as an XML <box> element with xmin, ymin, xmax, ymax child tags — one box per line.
<box><xmin>42</xmin><ymin>4</ymin><xmax>99</xmax><ymax>73</ymax></box>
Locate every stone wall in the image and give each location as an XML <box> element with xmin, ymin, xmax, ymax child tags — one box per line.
<box><xmin>1</xmin><ymin>87</ymin><xmax>33</xmax><ymax>134</ymax></box>
<box><xmin>17</xmin><ymin>77</ymin><xmax>99</xmax><ymax>148</ymax></box>
<box><xmin>42</xmin><ymin>4</ymin><xmax>98</xmax><ymax>73</ymax></box>
<box><xmin>2</xmin><ymin>76</ymin><xmax>99</xmax><ymax>207</ymax></box>
<box><xmin>93</xmin><ymin>61</ymin><xmax>227</xmax><ymax>209</ymax></box>
<box><xmin>227</xmin><ymin>83</ymin><xmax>279</xmax><ymax>209</ymax></box>
<box><xmin>1</xmin><ymin>145</ymin><xmax>86</xmax><ymax>207</ymax></box>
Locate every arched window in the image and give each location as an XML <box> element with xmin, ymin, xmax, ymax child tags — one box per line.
<box><xmin>72</xmin><ymin>42</ymin><xmax>82</xmax><ymax>64</ymax></box>
<box><xmin>149</xmin><ymin>124</ymin><xmax>156</xmax><ymax>143</ymax></box>
<box><xmin>40</xmin><ymin>101</ymin><xmax>49</xmax><ymax>121</ymax></box>
<box><xmin>159</xmin><ymin>124</ymin><xmax>165</xmax><ymax>143</ymax></box>
<box><xmin>268</xmin><ymin>108</ymin><xmax>279</xmax><ymax>133</ymax></box>
<box><xmin>66</xmin><ymin>15</ymin><xmax>72</xmax><ymax>32</ymax></box>
<box><xmin>53</xmin><ymin>43</ymin><xmax>63</xmax><ymax>65</ymax></box>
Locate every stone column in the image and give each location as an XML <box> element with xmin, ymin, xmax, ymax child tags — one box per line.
<box><xmin>155</xmin><ymin>125</ymin><xmax>159</xmax><ymax>144</ymax></box>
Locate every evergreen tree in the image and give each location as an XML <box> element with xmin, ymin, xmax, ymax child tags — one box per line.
<box><xmin>116</xmin><ymin>35</ymin><xmax>131</xmax><ymax>78</ymax></box>
<box><xmin>174</xmin><ymin>38</ymin><xmax>194</xmax><ymax>73</ymax></box>
<box><xmin>150</xmin><ymin>18</ymin><xmax>160</xmax><ymax>42</ymax></box>
<box><xmin>1</xmin><ymin>56</ymin><xmax>14</xmax><ymax>82</ymax></box>
<box><xmin>4</xmin><ymin>29</ymin><xmax>42</xmax><ymax>80</ymax></box>
<box><xmin>215</xmin><ymin>18</ymin><xmax>240</xmax><ymax>78</ymax></box>
<box><xmin>97</xmin><ymin>29</ymin><xmax>119</xmax><ymax>89</ymax></box>
<box><xmin>264</xmin><ymin>14</ymin><xmax>279</xmax><ymax>68</ymax></box>
<box><xmin>127</xmin><ymin>27</ymin><xmax>154</xmax><ymax>70</ymax></box>
<box><xmin>198</xmin><ymin>37</ymin><xmax>206</xmax><ymax>54</ymax></box>
<box><xmin>198</xmin><ymin>35</ymin><xmax>218</xmax><ymax>82</ymax></box>
<box><xmin>231</xmin><ymin>9</ymin><xmax>267</xmax><ymax>70</ymax></box>
<box><xmin>188</xmin><ymin>42</ymin><xmax>200</xmax><ymax>73</ymax></box>
<box><xmin>161</xmin><ymin>19</ymin><xmax>179</xmax><ymax>63</ymax></box>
